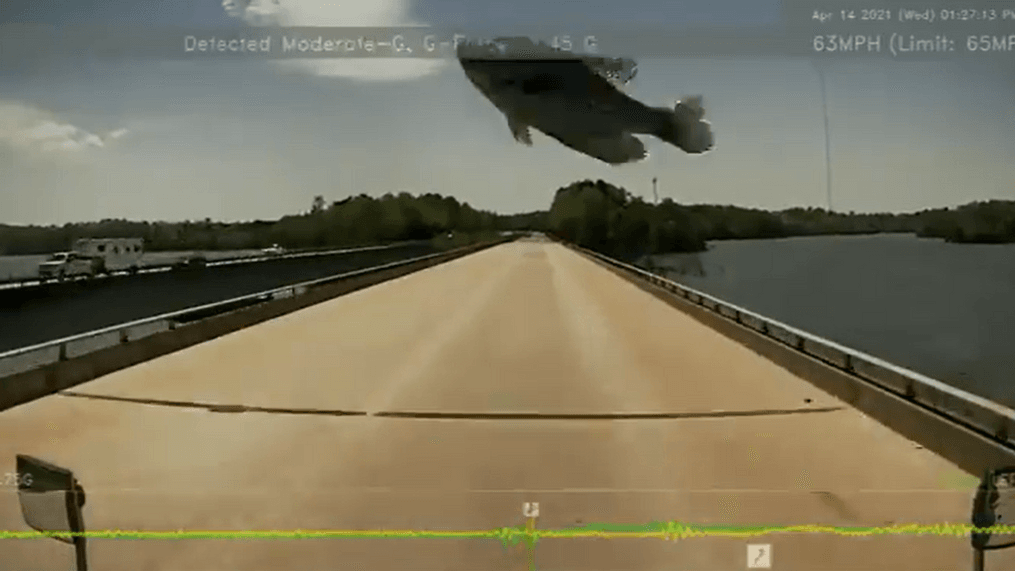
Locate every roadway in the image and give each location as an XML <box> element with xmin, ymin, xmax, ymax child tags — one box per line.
<box><xmin>0</xmin><ymin>242</ymin><xmax>439</xmax><ymax>354</ymax></box>
<box><xmin>0</xmin><ymin>237</ymin><xmax>1009</xmax><ymax>571</ymax></box>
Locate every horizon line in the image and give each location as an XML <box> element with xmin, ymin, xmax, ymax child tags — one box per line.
<box><xmin>3</xmin><ymin>196</ymin><xmax>1013</xmax><ymax>228</ymax></box>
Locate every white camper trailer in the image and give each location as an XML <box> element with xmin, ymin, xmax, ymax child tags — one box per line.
<box><xmin>72</xmin><ymin>238</ymin><xmax>144</xmax><ymax>274</ymax></box>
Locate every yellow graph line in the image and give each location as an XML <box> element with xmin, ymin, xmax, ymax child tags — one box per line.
<box><xmin>3</xmin><ymin>523</ymin><xmax>1015</xmax><ymax>541</ymax></box>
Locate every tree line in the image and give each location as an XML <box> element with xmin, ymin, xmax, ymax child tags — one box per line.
<box><xmin>0</xmin><ymin>193</ymin><xmax>506</xmax><ymax>255</ymax></box>
<box><xmin>544</xmin><ymin>179</ymin><xmax>1015</xmax><ymax>260</ymax></box>
<box><xmin>1</xmin><ymin>183</ymin><xmax>1012</xmax><ymax>257</ymax></box>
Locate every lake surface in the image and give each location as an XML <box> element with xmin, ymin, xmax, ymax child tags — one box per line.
<box><xmin>650</xmin><ymin>234</ymin><xmax>1015</xmax><ymax>408</ymax></box>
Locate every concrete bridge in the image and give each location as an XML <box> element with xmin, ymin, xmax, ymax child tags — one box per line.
<box><xmin>2</xmin><ymin>235</ymin><xmax>1014</xmax><ymax>570</ymax></box>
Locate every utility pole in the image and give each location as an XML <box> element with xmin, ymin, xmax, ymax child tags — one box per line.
<box><xmin>814</xmin><ymin>63</ymin><xmax>834</xmax><ymax>212</ymax></box>
<box><xmin>652</xmin><ymin>177</ymin><xmax>659</xmax><ymax>205</ymax></box>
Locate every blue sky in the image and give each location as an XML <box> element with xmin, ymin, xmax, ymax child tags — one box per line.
<box><xmin>1</xmin><ymin>0</ymin><xmax>1013</xmax><ymax>225</ymax></box>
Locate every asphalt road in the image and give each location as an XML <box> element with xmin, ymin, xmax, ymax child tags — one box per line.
<box><xmin>0</xmin><ymin>243</ymin><xmax>438</xmax><ymax>353</ymax></box>
<box><xmin>0</xmin><ymin>237</ymin><xmax>1010</xmax><ymax>571</ymax></box>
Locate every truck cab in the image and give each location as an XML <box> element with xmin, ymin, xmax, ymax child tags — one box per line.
<box><xmin>37</xmin><ymin>252</ymin><xmax>100</xmax><ymax>281</ymax></box>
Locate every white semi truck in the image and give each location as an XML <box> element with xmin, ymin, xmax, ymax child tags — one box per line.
<box><xmin>37</xmin><ymin>238</ymin><xmax>144</xmax><ymax>281</ymax></box>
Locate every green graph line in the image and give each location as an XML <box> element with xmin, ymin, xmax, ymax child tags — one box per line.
<box><xmin>8</xmin><ymin>522</ymin><xmax>1010</xmax><ymax>571</ymax></box>
<box><xmin>4</xmin><ymin>522</ymin><xmax>1013</xmax><ymax>545</ymax></box>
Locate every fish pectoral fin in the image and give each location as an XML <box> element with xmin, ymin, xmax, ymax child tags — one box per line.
<box><xmin>507</xmin><ymin>116</ymin><xmax>533</xmax><ymax>146</ymax></box>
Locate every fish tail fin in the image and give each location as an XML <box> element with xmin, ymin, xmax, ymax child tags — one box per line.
<box><xmin>656</xmin><ymin>95</ymin><xmax>714</xmax><ymax>154</ymax></box>
<box><xmin>678</xmin><ymin>95</ymin><xmax>705</xmax><ymax>119</ymax></box>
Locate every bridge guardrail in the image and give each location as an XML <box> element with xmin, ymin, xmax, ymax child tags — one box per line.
<box><xmin>568</xmin><ymin>243</ymin><xmax>1015</xmax><ymax>451</ymax></box>
<box><xmin>0</xmin><ymin>243</ymin><xmax>479</xmax><ymax>381</ymax></box>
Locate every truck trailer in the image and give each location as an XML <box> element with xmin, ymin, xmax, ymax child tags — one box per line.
<box><xmin>72</xmin><ymin>237</ymin><xmax>144</xmax><ymax>274</ymax></box>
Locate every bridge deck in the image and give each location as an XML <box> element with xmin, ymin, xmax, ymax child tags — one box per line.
<box><xmin>0</xmin><ymin>238</ymin><xmax>1006</xmax><ymax>570</ymax></box>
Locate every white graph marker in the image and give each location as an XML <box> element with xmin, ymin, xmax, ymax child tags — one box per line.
<box><xmin>747</xmin><ymin>543</ymin><xmax>772</xmax><ymax>568</ymax></box>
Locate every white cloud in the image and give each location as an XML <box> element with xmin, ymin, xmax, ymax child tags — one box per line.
<box><xmin>23</xmin><ymin>121</ymin><xmax>78</xmax><ymax>143</ymax></box>
<box><xmin>221</xmin><ymin>0</ymin><xmax>448</xmax><ymax>82</ymax></box>
<box><xmin>82</xmin><ymin>133</ymin><xmax>105</xmax><ymax>147</ymax></box>
<box><xmin>0</xmin><ymin>101</ymin><xmax>128</xmax><ymax>154</ymax></box>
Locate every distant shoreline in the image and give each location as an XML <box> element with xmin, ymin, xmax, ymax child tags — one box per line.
<box><xmin>2</xmin><ymin>188</ymin><xmax>1013</xmax><ymax>257</ymax></box>
<box><xmin>545</xmin><ymin>181</ymin><xmax>1015</xmax><ymax>259</ymax></box>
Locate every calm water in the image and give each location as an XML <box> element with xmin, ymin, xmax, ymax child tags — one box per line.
<box><xmin>650</xmin><ymin>234</ymin><xmax>1015</xmax><ymax>408</ymax></box>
